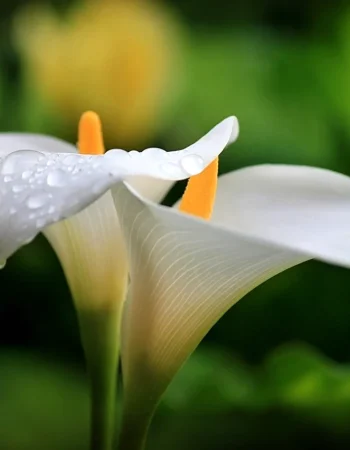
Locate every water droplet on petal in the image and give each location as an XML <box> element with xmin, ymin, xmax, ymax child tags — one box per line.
<box><xmin>63</xmin><ymin>154</ymin><xmax>81</xmax><ymax>165</ymax></box>
<box><xmin>180</xmin><ymin>154</ymin><xmax>205</xmax><ymax>175</ymax></box>
<box><xmin>1</xmin><ymin>150</ymin><xmax>43</xmax><ymax>175</ymax></box>
<box><xmin>142</xmin><ymin>148</ymin><xmax>164</xmax><ymax>158</ymax></box>
<box><xmin>104</xmin><ymin>150</ymin><xmax>130</xmax><ymax>171</ymax></box>
<box><xmin>72</xmin><ymin>166</ymin><xmax>81</xmax><ymax>175</ymax></box>
<box><xmin>48</xmin><ymin>205</ymin><xmax>55</xmax><ymax>214</ymax></box>
<box><xmin>22</xmin><ymin>170</ymin><xmax>32</xmax><ymax>180</ymax></box>
<box><xmin>47</xmin><ymin>168</ymin><xmax>68</xmax><ymax>187</ymax></box>
<box><xmin>36</xmin><ymin>217</ymin><xmax>47</xmax><ymax>228</ymax></box>
<box><xmin>27</xmin><ymin>193</ymin><xmax>51</xmax><ymax>209</ymax></box>
<box><xmin>128</xmin><ymin>150</ymin><xmax>139</xmax><ymax>158</ymax></box>
<box><xmin>12</xmin><ymin>184</ymin><xmax>25</xmax><ymax>193</ymax></box>
<box><xmin>4</xmin><ymin>175</ymin><xmax>12</xmax><ymax>182</ymax></box>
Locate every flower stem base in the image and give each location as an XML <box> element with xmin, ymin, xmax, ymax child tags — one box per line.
<box><xmin>78</xmin><ymin>307</ymin><xmax>122</xmax><ymax>450</ymax></box>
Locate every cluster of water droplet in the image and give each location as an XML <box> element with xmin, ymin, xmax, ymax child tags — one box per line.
<box><xmin>106</xmin><ymin>148</ymin><xmax>205</xmax><ymax>179</ymax></box>
<box><xmin>0</xmin><ymin>143</ymin><xmax>209</xmax><ymax>261</ymax></box>
<box><xmin>0</xmin><ymin>150</ymin><xmax>111</xmax><ymax>256</ymax></box>
<box><xmin>161</xmin><ymin>154</ymin><xmax>205</xmax><ymax>177</ymax></box>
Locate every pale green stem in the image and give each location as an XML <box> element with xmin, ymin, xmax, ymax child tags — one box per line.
<box><xmin>117</xmin><ymin>410</ymin><xmax>153</xmax><ymax>450</ymax></box>
<box><xmin>118</xmin><ymin>384</ymin><xmax>162</xmax><ymax>450</ymax></box>
<box><xmin>78</xmin><ymin>307</ymin><xmax>122</xmax><ymax>450</ymax></box>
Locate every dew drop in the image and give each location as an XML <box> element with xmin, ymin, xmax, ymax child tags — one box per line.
<box><xmin>104</xmin><ymin>149</ymin><xmax>130</xmax><ymax>164</ymax></box>
<box><xmin>47</xmin><ymin>168</ymin><xmax>68</xmax><ymax>187</ymax></box>
<box><xmin>63</xmin><ymin>154</ymin><xmax>81</xmax><ymax>165</ymax></box>
<box><xmin>1</xmin><ymin>150</ymin><xmax>43</xmax><ymax>175</ymax></box>
<box><xmin>36</xmin><ymin>217</ymin><xmax>47</xmax><ymax>228</ymax></box>
<box><xmin>27</xmin><ymin>193</ymin><xmax>51</xmax><ymax>209</ymax></box>
<box><xmin>142</xmin><ymin>148</ymin><xmax>164</xmax><ymax>158</ymax></box>
<box><xmin>180</xmin><ymin>154</ymin><xmax>205</xmax><ymax>175</ymax></box>
<box><xmin>4</xmin><ymin>175</ymin><xmax>12</xmax><ymax>183</ymax></box>
<box><xmin>12</xmin><ymin>184</ymin><xmax>25</xmax><ymax>193</ymax></box>
<box><xmin>22</xmin><ymin>170</ymin><xmax>32</xmax><ymax>180</ymax></box>
<box><xmin>72</xmin><ymin>167</ymin><xmax>81</xmax><ymax>175</ymax></box>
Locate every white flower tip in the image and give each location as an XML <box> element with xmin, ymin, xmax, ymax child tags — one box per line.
<box><xmin>227</xmin><ymin>116</ymin><xmax>239</xmax><ymax>145</ymax></box>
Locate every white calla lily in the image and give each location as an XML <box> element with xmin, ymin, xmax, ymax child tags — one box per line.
<box><xmin>0</xmin><ymin>116</ymin><xmax>237</xmax><ymax>271</ymax></box>
<box><xmin>0</xmin><ymin>113</ymin><xmax>238</xmax><ymax>450</ymax></box>
<box><xmin>0</xmin><ymin>143</ymin><xmax>173</xmax><ymax>263</ymax></box>
<box><xmin>111</xmin><ymin>164</ymin><xmax>350</xmax><ymax>449</ymax></box>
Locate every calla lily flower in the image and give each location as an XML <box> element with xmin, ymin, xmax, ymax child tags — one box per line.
<box><xmin>0</xmin><ymin>113</ymin><xmax>237</xmax><ymax>272</ymax></box>
<box><xmin>0</xmin><ymin>112</ymin><xmax>238</xmax><ymax>450</ymax></box>
<box><xmin>111</xmin><ymin>164</ymin><xmax>350</xmax><ymax>449</ymax></box>
<box><xmin>0</xmin><ymin>134</ymin><xmax>182</xmax><ymax>264</ymax></box>
<box><xmin>0</xmin><ymin>118</ymin><xmax>234</xmax><ymax>265</ymax></box>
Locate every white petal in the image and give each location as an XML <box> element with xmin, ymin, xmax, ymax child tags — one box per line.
<box><xmin>0</xmin><ymin>151</ymin><xmax>117</xmax><ymax>260</ymax></box>
<box><xmin>0</xmin><ymin>117</ymin><xmax>235</xmax><ymax>260</ymax></box>
<box><xmin>212</xmin><ymin>165</ymin><xmax>350</xmax><ymax>268</ymax></box>
<box><xmin>44</xmin><ymin>191</ymin><xmax>128</xmax><ymax>310</ymax></box>
<box><xmin>113</xmin><ymin>183</ymin><xmax>308</xmax><ymax>422</ymax></box>
<box><xmin>106</xmin><ymin>115</ymin><xmax>238</xmax><ymax>180</ymax></box>
<box><xmin>124</xmin><ymin>177</ymin><xmax>174</xmax><ymax>203</ymax></box>
<box><xmin>0</xmin><ymin>133</ymin><xmax>76</xmax><ymax>157</ymax></box>
<box><xmin>122</xmin><ymin>114</ymin><xmax>237</xmax><ymax>202</ymax></box>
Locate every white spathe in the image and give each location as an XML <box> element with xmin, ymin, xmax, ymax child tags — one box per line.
<box><xmin>112</xmin><ymin>164</ymin><xmax>350</xmax><ymax>421</ymax></box>
<box><xmin>212</xmin><ymin>165</ymin><xmax>350</xmax><ymax>266</ymax></box>
<box><xmin>0</xmin><ymin>116</ymin><xmax>238</xmax><ymax>310</ymax></box>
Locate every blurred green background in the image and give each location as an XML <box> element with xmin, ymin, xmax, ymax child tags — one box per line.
<box><xmin>1</xmin><ymin>0</ymin><xmax>350</xmax><ymax>448</ymax></box>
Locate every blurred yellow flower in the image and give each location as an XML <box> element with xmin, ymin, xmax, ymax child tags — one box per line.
<box><xmin>14</xmin><ymin>0</ymin><xmax>183</xmax><ymax>146</ymax></box>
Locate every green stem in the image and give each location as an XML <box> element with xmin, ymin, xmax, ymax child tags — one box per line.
<box><xmin>78</xmin><ymin>308</ymin><xmax>122</xmax><ymax>450</ymax></box>
<box><xmin>117</xmin><ymin>411</ymin><xmax>153</xmax><ymax>450</ymax></box>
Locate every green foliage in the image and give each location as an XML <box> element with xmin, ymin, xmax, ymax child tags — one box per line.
<box><xmin>173</xmin><ymin>31</ymin><xmax>335</xmax><ymax>171</ymax></box>
<box><xmin>163</xmin><ymin>348</ymin><xmax>257</xmax><ymax>413</ymax></box>
<box><xmin>0</xmin><ymin>352</ymin><xmax>88</xmax><ymax>450</ymax></box>
<box><xmin>163</xmin><ymin>342</ymin><xmax>350</xmax><ymax>433</ymax></box>
<box><xmin>4</xmin><ymin>344</ymin><xmax>350</xmax><ymax>450</ymax></box>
